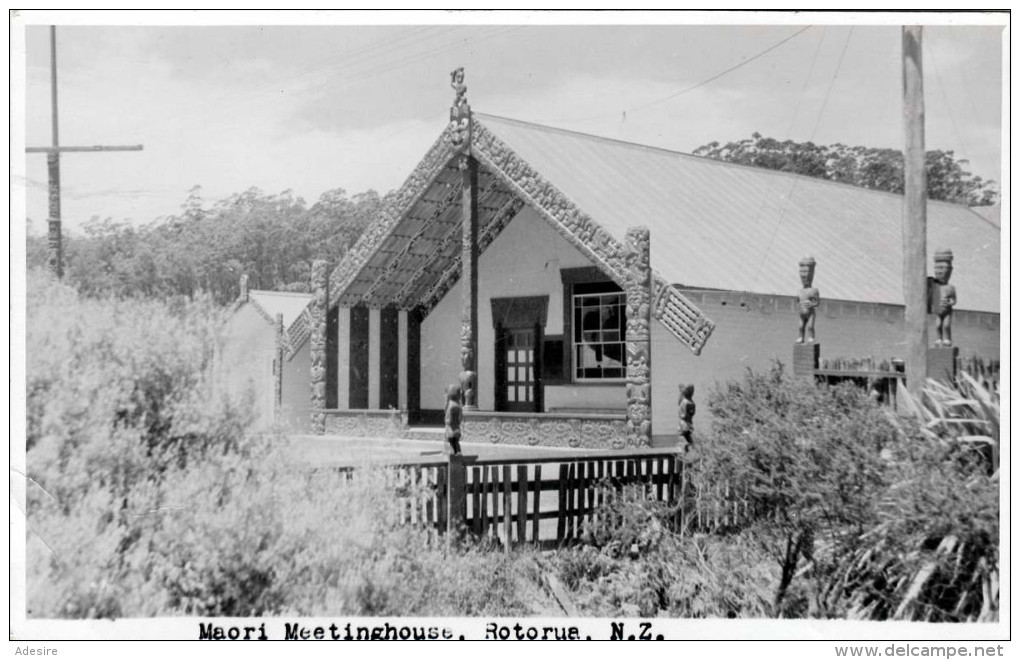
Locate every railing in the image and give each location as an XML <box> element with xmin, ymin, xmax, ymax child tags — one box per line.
<box><xmin>330</xmin><ymin>449</ymin><xmax>776</xmax><ymax>546</ymax></box>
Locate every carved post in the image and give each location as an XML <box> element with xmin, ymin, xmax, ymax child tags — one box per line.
<box><xmin>47</xmin><ymin>152</ymin><xmax>63</xmax><ymax>278</ymax></box>
<box><xmin>239</xmin><ymin>273</ymin><xmax>249</xmax><ymax>302</ymax></box>
<box><xmin>459</xmin><ymin>156</ymin><xmax>479</xmax><ymax>410</ymax></box>
<box><xmin>446</xmin><ymin>453</ymin><xmax>470</xmax><ymax>535</ymax></box>
<box><xmin>448</xmin><ymin>67</ymin><xmax>478</xmax><ymax>410</ymax></box>
<box><xmin>274</xmin><ymin>312</ymin><xmax>284</xmax><ymax>419</ymax></box>
<box><xmin>624</xmin><ymin>226</ymin><xmax>652</xmax><ymax>447</ymax></box>
<box><xmin>310</xmin><ymin>259</ymin><xmax>329</xmax><ymax>434</ymax></box>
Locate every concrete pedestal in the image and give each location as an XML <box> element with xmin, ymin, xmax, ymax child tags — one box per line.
<box><xmin>793</xmin><ymin>342</ymin><xmax>820</xmax><ymax>376</ymax></box>
<box><xmin>927</xmin><ymin>346</ymin><xmax>959</xmax><ymax>383</ymax></box>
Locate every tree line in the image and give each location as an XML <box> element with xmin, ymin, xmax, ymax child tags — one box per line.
<box><xmin>694</xmin><ymin>134</ymin><xmax>999</xmax><ymax>207</ymax></box>
<box><xmin>26</xmin><ymin>185</ymin><xmax>381</xmax><ymax>304</ymax></box>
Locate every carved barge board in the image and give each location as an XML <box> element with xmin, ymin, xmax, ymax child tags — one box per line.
<box><xmin>328</xmin><ymin>129</ymin><xmax>458</xmax><ymax>310</ymax></box>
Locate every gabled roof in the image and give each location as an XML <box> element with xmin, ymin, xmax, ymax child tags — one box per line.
<box><xmin>227</xmin><ymin>289</ymin><xmax>314</xmax><ymax>360</ymax></box>
<box><xmin>324</xmin><ymin>117</ymin><xmax>716</xmax><ymax>355</ymax></box>
<box><xmin>477</xmin><ymin>114</ymin><xmax>1000</xmax><ymax>313</ymax></box>
<box><xmin>248</xmin><ymin>290</ymin><xmax>314</xmax><ymax>327</ymax></box>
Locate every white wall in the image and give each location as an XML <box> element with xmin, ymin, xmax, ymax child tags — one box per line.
<box><xmin>280</xmin><ymin>340</ymin><xmax>310</xmax><ymax>431</ymax></box>
<box><xmin>218</xmin><ymin>304</ymin><xmax>275</xmax><ymax>425</ymax></box>
<box><xmin>420</xmin><ymin>205</ymin><xmax>626</xmax><ymax>411</ymax></box>
<box><xmin>650</xmin><ymin>290</ymin><xmax>1001</xmax><ymax>442</ymax></box>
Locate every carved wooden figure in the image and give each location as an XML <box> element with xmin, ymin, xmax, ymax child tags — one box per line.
<box><xmin>444</xmin><ymin>383</ymin><xmax>463</xmax><ymax>455</ymax></box>
<box><xmin>796</xmin><ymin>257</ymin><xmax>820</xmax><ymax>344</ymax></box>
<box><xmin>459</xmin><ymin>345</ymin><xmax>477</xmax><ymax>410</ymax></box>
<box><xmin>931</xmin><ymin>249</ymin><xmax>956</xmax><ymax>347</ymax></box>
<box><xmin>678</xmin><ymin>384</ymin><xmax>696</xmax><ymax>449</ymax></box>
<box><xmin>448</xmin><ymin>67</ymin><xmax>471</xmax><ymax>151</ymax></box>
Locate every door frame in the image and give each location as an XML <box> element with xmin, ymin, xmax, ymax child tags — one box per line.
<box><xmin>495</xmin><ymin>323</ymin><xmax>543</xmax><ymax>413</ymax></box>
<box><xmin>491</xmin><ymin>296</ymin><xmax>548</xmax><ymax>413</ymax></box>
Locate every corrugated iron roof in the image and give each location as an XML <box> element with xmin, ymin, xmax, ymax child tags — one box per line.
<box><xmin>476</xmin><ymin>114</ymin><xmax>1000</xmax><ymax>313</ymax></box>
<box><xmin>248</xmin><ymin>290</ymin><xmax>313</xmax><ymax>327</ymax></box>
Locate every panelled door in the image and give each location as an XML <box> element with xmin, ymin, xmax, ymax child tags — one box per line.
<box><xmin>496</xmin><ymin>326</ymin><xmax>540</xmax><ymax>413</ymax></box>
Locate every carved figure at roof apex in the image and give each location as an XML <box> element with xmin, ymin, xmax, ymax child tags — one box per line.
<box><xmin>796</xmin><ymin>256</ymin><xmax>819</xmax><ymax>344</ymax></box>
<box><xmin>449</xmin><ymin>67</ymin><xmax>471</xmax><ymax>151</ymax></box>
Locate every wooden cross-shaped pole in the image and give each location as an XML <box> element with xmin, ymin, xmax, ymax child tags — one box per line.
<box><xmin>25</xmin><ymin>26</ymin><xmax>143</xmax><ymax>278</ymax></box>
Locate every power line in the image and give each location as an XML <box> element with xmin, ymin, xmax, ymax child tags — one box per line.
<box><xmin>927</xmin><ymin>44</ymin><xmax>967</xmax><ymax>156</ymax></box>
<box><xmin>554</xmin><ymin>25</ymin><xmax>814</xmax><ymax>125</ymax></box>
<box><xmin>729</xmin><ymin>27</ymin><xmax>826</xmax><ymax>284</ymax></box>
<box><xmin>749</xmin><ymin>26</ymin><xmax>855</xmax><ymax>287</ymax></box>
<box><xmin>783</xmin><ymin>27</ymin><xmax>828</xmax><ymax>143</ymax></box>
<box><xmin>152</xmin><ymin>26</ymin><xmax>457</xmax><ymax>132</ymax></box>
<box><xmin>806</xmin><ymin>26</ymin><xmax>854</xmax><ymax>141</ymax></box>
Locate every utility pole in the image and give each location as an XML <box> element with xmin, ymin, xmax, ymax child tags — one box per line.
<box><xmin>902</xmin><ymin>26</ymin><xmax>928</xmax><ymax>395</ymax></box>
<box><xmin>25</xmin><ymin>26</ymin><xmax>143</xmax><ymax>278</ymax></box>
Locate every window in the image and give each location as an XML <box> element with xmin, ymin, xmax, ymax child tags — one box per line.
<box><xmin>572</xmin><ymin>290</ymin><xmax>626</xmax><ymax>380</ymax></box>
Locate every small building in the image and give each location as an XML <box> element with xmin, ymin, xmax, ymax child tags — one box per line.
<box><xmin>258</xmin><ymin>80</ymin><xmax>999</xmax><ymax>448</ymax></box>
<box><xmin>217</xmin><ymin>279</ymin><xmax>313</xmax><ymax>430</ymax></box>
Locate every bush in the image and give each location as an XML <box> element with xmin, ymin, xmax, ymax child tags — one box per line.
<box><xmin>829</xmin><ymin>376</ymin><xmax>1000</xmax><ymax>622</ymax></box>
<box><xmin>555</xmin><ymin>485</ymin><xmax>776</xmax><ymax>618</ymax></box>
<box><xmin>25</xmin><ymin>272</ymin><xmax>539</xmax><ymax>618</ymax></box>
<box><xmin>691</xmin><ymin>362</ymin><xmax>897</xmax><ymax>614</ymax></box>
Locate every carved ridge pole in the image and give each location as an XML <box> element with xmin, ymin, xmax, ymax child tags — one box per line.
<box><xmin>310</xmin><ymin>259</ymin><xmax>329</xmax><ymax>434</ymax></box>
<box><xmin>448</xmin><ymin>67</ymin><xmax>478</xmax><ymax>410</ymax></box>
<box><xmin>625</xmin><ymin>226</ymin><xmax>652</xmax><ymax>447</ymax></box>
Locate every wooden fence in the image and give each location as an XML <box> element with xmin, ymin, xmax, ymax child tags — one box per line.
<box><xmin>344</xmin><ymin>450</ymin><xmax>758</xmax><ymax>546</ymax></box>
<box><xmin>958</xmin><ymin>355</ymin><xmax>1000</xmax><ymax>394</ymax></box>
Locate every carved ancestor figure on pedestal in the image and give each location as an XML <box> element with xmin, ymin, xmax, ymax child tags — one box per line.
<box><xmin>444</xmin><ymin>383</ymin><xmax>463</xmax><ymax>455</ymax></box>
<box><xmin>459</xmin><ymin>345</ymin><xmax>477</xmax><ymax>410</ymax></box>
<box><xmin>796</xmin><ymin>257</ymin><xmax>820</xmax><ymax>344</ymax></box>
<box><xmin>678</xmin><ymin>384</ymin><xmax>696</xmax><ymax>450</ymax></box>
<box><xmin>931</xmin><ymin>249</ymin><xmax>956</xmax><ymax>347</ymax></box>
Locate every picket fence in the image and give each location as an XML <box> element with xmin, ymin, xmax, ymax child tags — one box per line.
<box><xmin>335</xmin><ymin>450</ymin><xmax>757</xmax><ymax>545</ymax></box>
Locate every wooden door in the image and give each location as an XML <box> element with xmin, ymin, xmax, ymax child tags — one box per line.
<box><xmin>496</xmin><ymin>326</ymin><xmax>540</xmax><ymax>413</ymax></box>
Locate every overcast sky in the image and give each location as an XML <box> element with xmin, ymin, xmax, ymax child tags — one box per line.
<box><xmin>17</xmin><ymin>15</ymin><xmax>1005</xmax><ymax>235</ymax></box>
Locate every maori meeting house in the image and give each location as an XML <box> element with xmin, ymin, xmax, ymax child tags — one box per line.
<box><xmin>218</xmin><ymin>74</ymin><xmax>1001</xmax><ymax>449</ymax></box>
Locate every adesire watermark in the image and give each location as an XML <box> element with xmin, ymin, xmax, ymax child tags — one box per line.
<box><xmin>835</xmin><ymin>644</ymin><xmax>1004</xmax><ymax>657</ymax></box>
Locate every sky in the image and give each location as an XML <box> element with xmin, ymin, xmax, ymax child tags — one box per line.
<box><xmin>16</xmin><ymin>13</ymin><xmax>1006</xmax><ymax>235</ymax></box>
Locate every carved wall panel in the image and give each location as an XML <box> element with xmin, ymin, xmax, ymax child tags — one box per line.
<box><xmin>309</xmin><ymin>259</ymin><xmax>329</xmax><ymax>434</ymax></box>
<box><xmin>462</xmin><ymin>412</ymin><xmax>627</xmax><ymax>449</ymax></box>
<box><xmin>323</xmin><ymin>410</ymin><xmax>408</xmax><ymax>438</ymax></box>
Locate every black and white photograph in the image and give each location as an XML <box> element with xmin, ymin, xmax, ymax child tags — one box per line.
<box><xmin>10</xmin><ymin>9</ymin><xmax>1008</xmax><ymax>650</ymax></box>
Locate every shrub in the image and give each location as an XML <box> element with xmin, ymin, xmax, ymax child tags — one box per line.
<box><xmin>555</xmin><ymin>485</ymin><xmax>776</xmax><ymax>618</ymax></box>
<box><xmin>26</xmin><ymin>272</ymin><xmax>539</xmax><ymax>617</ymax></box>
<box><xmin>692</xmin><ymin>362</ymin><xmax>896</xmax><ymax>614</ymax></box>
<box><xmin>829</xmin><ymin>376</ymin><xmax>1000</xmax><ymax>622</ymax></box>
